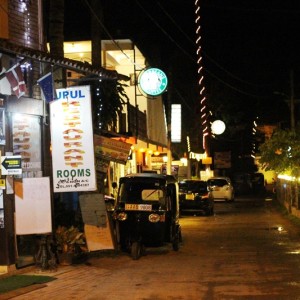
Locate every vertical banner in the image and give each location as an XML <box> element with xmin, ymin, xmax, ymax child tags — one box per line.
<box><xmin>171</xmin><ymin>104</ymin><xmax>181</xmax><ymax>143</ymax></box>
<box><xmin>50</xmin><ymin>85</ymin><xmax>96</xmax><ymax>192</ymax></box>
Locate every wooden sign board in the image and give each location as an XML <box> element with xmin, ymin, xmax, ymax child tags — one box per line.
<box><xmin>79</xmin><ymin>194</ymin><xmax>107</xmax><ymax>227</ymax></box>
<box><xmin>79</xmin><ymin>193</ymin><xmax>116</xmax><ymax>251</ymax></box>
<box><xmin>84</xmin><ymin>223</ymin><xmax>115</xmax><ymax>251</ymax></box>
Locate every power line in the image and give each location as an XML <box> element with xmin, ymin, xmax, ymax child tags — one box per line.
<box><xmin>137</xmin><ymin>0</ymin><xmax>267</xmax><ymax>98</ymax></box>
<box><xmin>135</xmin><ymin>0</ymin><xmax>196</xmax><ymax>63</ymax></box>
<box><xmin>156</xmin><ymin>0</ymin><xmax>269</xmax><ymax>89</ymax></box>
<box><xmin>82</xmin><ymin>0</ymin><xmax>144</xmax><ymax>70</ymax></box>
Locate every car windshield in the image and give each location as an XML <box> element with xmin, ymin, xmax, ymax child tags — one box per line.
<box><xmin>118</xmin><ymin>180</ymin><xmax>166</xmax><ymax>204</ymax></box>
<box><xmin>208</xmin><ymin>179</ymin><xmax>228</xmax><ymax>187</ymax></box>
<box><xmin>179</xmin><ymin>181</ymin><xmax>208</xmax><ymax>193</ymax></box>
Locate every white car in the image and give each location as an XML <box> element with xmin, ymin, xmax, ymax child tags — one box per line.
<box><xmin>207</xmin><ymin>177</ymin><xmax>234</xmax><ymax>202</ymax></box>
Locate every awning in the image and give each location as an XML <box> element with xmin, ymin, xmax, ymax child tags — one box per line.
<box><xmin>0</xmin><ymin>38</ymin><xmax>129</xmax><ymax>81</ymax></box>
<box><xmin>94</xmin><ymin>134</ymin><xmax>132</xmax><ymax>165</ymax></box>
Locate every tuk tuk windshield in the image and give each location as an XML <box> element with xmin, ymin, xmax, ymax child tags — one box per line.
<box><xmin>118</xmin><ymin>180</ymin><xmax>166</xmax><ymax>205</ymax></box>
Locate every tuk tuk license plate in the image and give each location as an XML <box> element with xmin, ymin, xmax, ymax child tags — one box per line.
<box><xmin>125</xmin><ymin>204</ymin><xmax>152</xmax><ymax>211</ymax></box>
<box><xmin>185</xmin><ymin>194</ymin><xmax>194</xmax><ymax>200</ymax></box>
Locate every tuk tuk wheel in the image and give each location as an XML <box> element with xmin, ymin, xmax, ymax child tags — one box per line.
<box><xmin>131</xmin><ymin>241</ymin><xmax>142</xmax><ymax>260</ymax></box>
<box><xmin>172</xmin><ymin>237</ymin><xmax>179</xmax><ymax>251</ymax></box>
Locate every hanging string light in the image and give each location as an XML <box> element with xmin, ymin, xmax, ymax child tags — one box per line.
<box><xmin>251</xmin><ymin>117</ymin><xmax>259</xmax><ymax>158</ymax></box>
<box><xmin>96</xmin><ymin>85</ymin><xmax>103</xmax><ymax>129</ymax></box>
<box><xmin>19</xmin><ymin>0</ymin><xmax>31</xmax><ymax>46</ymax></box>
<box><xmin>195</xmin><ymin>0</ymin><xmax>209</xmax><ymax>152</ymax></box>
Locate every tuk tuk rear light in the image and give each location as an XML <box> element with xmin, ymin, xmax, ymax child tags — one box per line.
<box><xmin>201</xmin><ymin>193</ymin><xmax>209</xmax><ymax>200</ymax></box>
<box><xmin>117</xmin><ymin>212</ymin><xmax>128</xmax><ymax>221</ymax></box>
<box><xmin>149</xmin><ymin>213</ymin><xmax>160</xmax><ymax>223</ymax></box>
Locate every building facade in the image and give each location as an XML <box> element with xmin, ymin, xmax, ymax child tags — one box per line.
<box><xmin>0</xmin><ymin>0</ymin><xmax>170</xmax><ymax>272</ymax></box>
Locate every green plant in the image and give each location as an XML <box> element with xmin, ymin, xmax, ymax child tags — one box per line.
<box><xmin>259</xmin><ymin>127</ymin><xmax>300</xmax><ymax>177</ymax></box>
<box><xmin>55</xmin><ymin>226</ymin><xmax>87</xmax><ymax>254</ymax></box>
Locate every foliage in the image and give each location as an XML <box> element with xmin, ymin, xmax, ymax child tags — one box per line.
<box><xmin>55</xmin><ymin>226</ymin><xmax>87</xmax><ymax>254</ymax></box>
<box><xmin>78</xmin><ymin>75</ymin><xmax>129</xmax><ymax>131</ymax></box>
<box><xmin>259</xmin><ymin>128</ymin><xmax>300</xmax><ymax>177</ymax></box>
<box><xmin>91</xmin><ymin>79</ymin><xmax>129</xmax><ymax>130</ymax></box>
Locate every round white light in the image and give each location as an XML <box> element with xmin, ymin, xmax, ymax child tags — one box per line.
<box><xmin>211</xmin><ymin>120</ymin><xmax>226</xmax><ymax>135</ymax></box>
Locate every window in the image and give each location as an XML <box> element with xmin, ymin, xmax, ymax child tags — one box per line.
<box><xmin>141</xmin><ymin>189</ymin><xmax>164</xmax><ymax>201</ymax></box>
<box><xmin>118</xmin><ymin>179</ymin><xmax>166</xmax><ymax>205</ymax></box>
<box><xmin>208</xmin><ymin>179</ymin><xmax>228</xmax><ymax>187</ymax></box>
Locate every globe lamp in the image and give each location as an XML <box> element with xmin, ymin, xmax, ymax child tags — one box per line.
<box><xmin>211</xmin><ymin>120</ymin><xmax>226</xmax><ymax>135</ymax></box>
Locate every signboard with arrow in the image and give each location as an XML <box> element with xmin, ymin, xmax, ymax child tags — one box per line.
<box><xmin>1</xmin><ymin>155</ymin><xmax>22</xmax><ymax>175</ymax></box>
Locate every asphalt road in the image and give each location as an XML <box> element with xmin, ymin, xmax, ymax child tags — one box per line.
<box><xmin>10</xmin><ymin>196</ymin><xmax>300</xmax><ymax>300</ymax></box>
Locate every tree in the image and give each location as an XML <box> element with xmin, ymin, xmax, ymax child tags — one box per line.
<box><xmin>259</xmin><ymin>127</ymin><xmax>300</xmax><ymax>177</ymax></box>
<box><xmin>89</xmin><ymin>77</ymin><xmax>129</xmax><ymax>131</ymax></box>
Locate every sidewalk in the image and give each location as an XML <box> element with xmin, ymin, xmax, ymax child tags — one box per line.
<box><xmin>1</xmin><ymin>196</ymin><xmax>300</xmax><ymax>300</ymax></box>
<box><xmin>0</xmin><ymin>265</ymin><xmax>37</xmax><ymax>279</ymax></box>
<box><xmin>0</xmin><ymin>263</ymin><xmax>77</xmax><ymax>299</ymax></box>
<box><xmin>0</xmin><ymin>254</ymin><xmax>92</xmax><ymax>278</ymax></box>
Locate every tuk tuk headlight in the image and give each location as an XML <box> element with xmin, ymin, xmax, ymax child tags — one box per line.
<box><xmin>149</xmin><ymin>213</ymin><xmax>160</xmax><ymax>223</ymax></box>
<box><xmin>117</xmin><ymin>212</ymin><xmax>128</xmax><ymax>221</ymax></box>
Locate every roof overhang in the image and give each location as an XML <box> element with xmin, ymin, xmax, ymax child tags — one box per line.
<box><xmin>0</xmin><ymin>39</ymin><xmax>129</xmax><ymax>81</ymax></box>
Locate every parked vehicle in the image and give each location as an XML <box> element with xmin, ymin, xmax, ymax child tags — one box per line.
<box><xmin>207</xmin><ymin>177</ymin><xmax>234</xmax><ymax>202</ymax></box>
<box><xmin>251</xmin><ymin>173</ymin><xmax>265</xmax><ymax>195</ymax></box>
<box><xmin>104</xmin><ymin>195</ymin><xmax>115</xmax><ymax>211</ymax></box>
<box><xmin>178</xmin><ymin>179</ymin><xmax>214</xmax><ymax>216</ymax></box>
<box><xmin>113</xmin><ymin>173</ymin><xmax>181</xmax><ymax>260</ymax></box>
<box><xmin>232</xmin><ymin>172</ymin><xmax>252</xmax><ymax>195</ymax></box>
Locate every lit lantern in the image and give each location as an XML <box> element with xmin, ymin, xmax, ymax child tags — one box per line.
<box><xmin>211</xmin><ymin>120</ymin><xmax>226</xmax><ymax>135</ymax></box>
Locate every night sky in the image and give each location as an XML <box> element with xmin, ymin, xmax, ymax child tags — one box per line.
<box><xmin>64</xmin><ymin>1</ymin><xmax>300</xmax><ymax>156</ymax></box>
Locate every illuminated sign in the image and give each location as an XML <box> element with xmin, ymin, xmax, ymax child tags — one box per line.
<box><xmin>171</xmin><ymin>104</ymin><xmax>181</xmax><ymax>143</ymax></box>
<box><xmin>50</xmin><ymin>85</ymin><xmax>96</xmax><ymax>192</ymax></box>
<box><xmin>139</xmin><ymin>68</ymin><xmax>168</xmax><ymax>96</ymax></box>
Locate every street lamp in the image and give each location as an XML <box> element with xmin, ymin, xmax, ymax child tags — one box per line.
<box><xmin>211</xmin><ymin>120</ymin><xmax>226</xmax><ymax>135</ymax></box>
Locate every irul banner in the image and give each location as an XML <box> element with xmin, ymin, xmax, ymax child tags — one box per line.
<box><xmin>50</xmin><ymin>85</ymin><xmax>96</xmax><ymax>192</ymax></box>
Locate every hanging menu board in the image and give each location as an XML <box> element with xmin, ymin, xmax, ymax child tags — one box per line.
<box><xmin>12</xmin><ymin>114</ymin><xmax>42</xmax><ymax>172</ymax></box>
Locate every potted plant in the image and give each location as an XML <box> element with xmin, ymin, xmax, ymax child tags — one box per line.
<box><xmin>55</xmin><ymin>225</ymin><xmax>87</xmax><ymax>265</ymax></box>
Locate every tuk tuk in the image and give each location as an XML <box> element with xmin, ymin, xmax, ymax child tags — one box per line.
<box><xmin>113</xmin><ymin>173</ymin><xmax>181</xmax><ymax>260</ymax></box>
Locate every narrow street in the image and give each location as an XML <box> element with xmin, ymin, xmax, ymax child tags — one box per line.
<box><xmin>10</xmin><ymin>196</ymin><xmax>300</xmax><ymax>300</ymax></box>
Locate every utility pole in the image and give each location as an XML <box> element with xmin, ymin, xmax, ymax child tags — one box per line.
<box><xmin>289</xmin><ymin>70</ymin><xmax>299</xmax><ymax>211</ymax></box>
<box><xmin>167</xmin><ymin>72</ymin><xmax>172</xmax><ymax>175</ymax></box>
<box><xmin>290</xmin><ymin>70</ymin><xmax>295</xmax><ymax>131</ymax></box>
<box><xmin>275</xmin><ymin>70</ymin><xmax>299</xmax><ymax>130</ymax></box>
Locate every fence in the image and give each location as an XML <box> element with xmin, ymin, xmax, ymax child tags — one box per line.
<box><xmin>277</xmin><ymin>178</ymin><xmax>300</xmax><ymax>217</ymax></box>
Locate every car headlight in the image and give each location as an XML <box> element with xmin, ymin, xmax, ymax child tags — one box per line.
<box><xmin>149</xmin><ymin>213</ymin><xmax>160</xmax><ymax>223</ymax></box>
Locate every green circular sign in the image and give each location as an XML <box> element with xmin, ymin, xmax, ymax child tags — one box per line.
<box><xmin>139</xmin><ymin>68</ymin><xmax>168</xmax><ymax>96</ymax></box>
